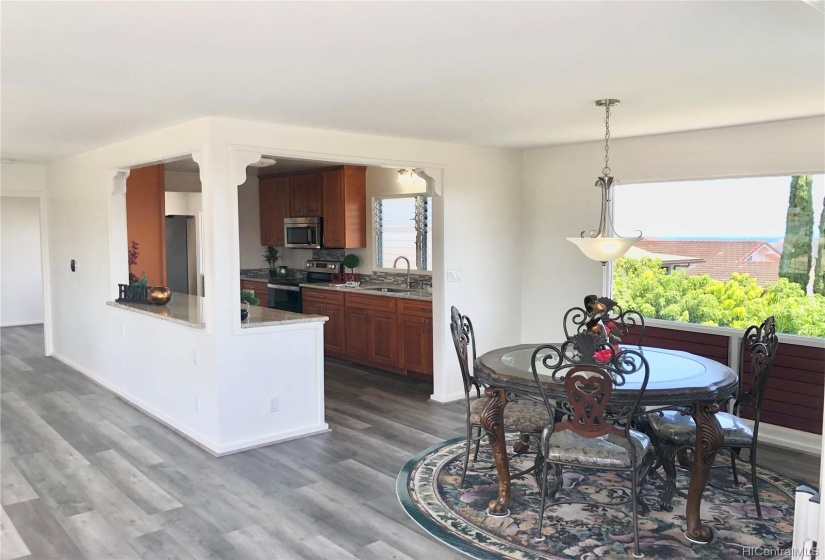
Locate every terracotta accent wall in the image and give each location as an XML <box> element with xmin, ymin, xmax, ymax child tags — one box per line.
<box><xmin>126</xmin><ymin>164</ymin><xmax>166</xmax><ymax>286</ymax></box>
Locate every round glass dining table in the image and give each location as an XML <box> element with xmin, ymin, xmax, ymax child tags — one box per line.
<box><xmin>473</xmin><ymin>344</ymin><xmax>738</xmax><ymax>544</ymax></box>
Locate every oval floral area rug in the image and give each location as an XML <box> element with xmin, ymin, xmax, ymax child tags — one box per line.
<box><xmin>397</xmin><ymin>437</ymin><xmax>798</xmax><ymax>560</ymax></box>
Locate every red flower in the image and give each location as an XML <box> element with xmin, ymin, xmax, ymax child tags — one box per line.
<box><xmin>594</xmin><ymin>349</ymin><xmax>613</xmax><ymax>362</ymax></box>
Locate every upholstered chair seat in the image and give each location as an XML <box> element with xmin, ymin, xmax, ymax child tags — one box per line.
<box><xmin>541</xmin><ymin>429</ymin><xmax>653</xmax><ymax>469</ymax></box>
<box><xmin>468</xmin><ymin>398</ymin><xmax>549</xmax><ymax>434</ymax></box>
<box><xmin>648</xmin><ymin>410</ymin><xmax>754</xmax><ymax>447</ymax></box>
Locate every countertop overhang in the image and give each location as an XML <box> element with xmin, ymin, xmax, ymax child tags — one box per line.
<box><xmin>107</xmin><ymin>292</ymin><xmax>205</xmax><ymax>328</ymax></box>
<box><xmin>299</xmin><ymin>283</ymin><xmax>432</xmax><ymax>301</ymax></box>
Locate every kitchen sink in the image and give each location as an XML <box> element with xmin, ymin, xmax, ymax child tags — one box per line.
<box><xmin>360</xmin><ymin>286</ymin><xmax>411</xmax><ymax>293</ymax></box>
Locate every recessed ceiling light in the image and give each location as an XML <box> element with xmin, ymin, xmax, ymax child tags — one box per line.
<box><xmin>250</xmin><ymin>158</ymin><xmax>276</xmax><ymax>168</ymax></box>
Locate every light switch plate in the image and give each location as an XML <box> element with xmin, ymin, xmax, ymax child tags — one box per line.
<box><xmin>447</xmin><ymin>270</ymin><xmax>462</xmax><ymax>282</ymax></box>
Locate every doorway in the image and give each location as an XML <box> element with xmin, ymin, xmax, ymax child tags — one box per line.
<box><xmin>0</xmin><ymin>197</ymin><xmax>44</xmax><ymax>327</ymax></box>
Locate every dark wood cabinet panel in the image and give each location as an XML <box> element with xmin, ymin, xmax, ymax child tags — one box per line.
<box><xmin>397</xmin><ymin>313</ymin><xmax>433</xmax><ymax>377</ymax></box>
<box><xmin>304</xmin><ymin>173</ymin><xmax>323</xmax><ymax>216</ymax></box>
<box><xmin>259</xmin><ymin>176</ymin><xmax>289</xmax><ymax>246</ymax></box>
<box><xmin>241</xmin><ymin>280</ymin><xmax>268</xmax><ymax>308</ymax></box>
<box><xmin>322</xmin><ymin>303</ymin><xmax>346</xmax><ymax>356</ymax></box>
<box><xmin>322</xmin><ymin>166</ymin><xmax>366</xmax><ymax>248</ymax></box>
<box><xmin>289</xmin><ymin>173</ymin><xmax>323</xmax><ymax>217</ymax></box>
<box><xmin>303</xmin><ymin>299</ymin><xmax>345</xmax><ymax>357</ymax></box>
<box><xmin>345</xmin><ymin>307</ymin><xmax>369</xmax><ymax>361</ymax></box>
<box><xmin>368</xmin><ymin>309</ymin><xmax>397</xmax><ymax>369</ymax></box>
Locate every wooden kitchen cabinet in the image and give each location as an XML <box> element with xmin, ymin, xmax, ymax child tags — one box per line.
<box><xmin>344</xmin><ymin>306</ymin><xmax>369</xmax><ymax>362</ymax></box>
<box><xmin>322</xmin><ymin>166</ymin><xmax>366</xmax><ymax>248</ymax></box>
<box><xmin>344</xmin><ymin>293</ymin><xmax>400</xmax><ymax>372</ymax></box>
<box><xmin>241</xmin><ymin>280</ymin><xmax>268</xmax><ymax>308</ymax></box>
<box><xmin>307</xmin><ymin>288</ymin><xmax>432</xmax><ymax>378</ymax></box>
<box><xmin>289</xmin><ymin>173</ymin><xmax>323</xmax><ymax>217</ymax></box>
<box><xmin>397</xmin><ymin>299</ymin><xmax>433</xmax><ymax>378</ymax></box>
<box><xmin>259</xmin><ymin>176</ymin><xmax>290</xmax><ymax>246</ymax></box>
<box><xmin>303</xmin><ymin>289</ymin><xmax>346</xmax><ymax>357</ymax></box>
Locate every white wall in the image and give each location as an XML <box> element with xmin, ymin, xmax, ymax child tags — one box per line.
<box><xmin>165</xmin><ymin>191</ymin><xmax>201</xmax><ymax>216</ymax></box>
<box><xmin>1</xmin><ymin>197</ymin><xmax>44</xmax><ymax>326</ymax></box>
<box><xmin>521</xmin><ymin>116</ymin><xmax>825</xmax><ymax>342</ymax></box>
<box><xmin>46</xmin><ymin>119</ymin><xmax>223</xmax><ymax>448</ymax></box>
<box><xmin>1</xmin><ymin>162</ymin><xmax>48</xmax><ymax>194</ymax></box>
<box><xmin>165</xmin><ymin>170</ymin><xmax>202</xmax><ymax>192</ymax></box>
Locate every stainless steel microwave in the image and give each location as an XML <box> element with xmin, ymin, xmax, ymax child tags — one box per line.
<box><xmin>284</xmin><ymin>217</ymin><xmax>322</xmax><ymax>248</ymax></box>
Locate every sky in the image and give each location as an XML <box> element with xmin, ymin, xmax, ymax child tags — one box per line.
<box><xmin>613</xmin><ymin>174</ymin><xmax>825</xmax><ymax>240</ymax></box>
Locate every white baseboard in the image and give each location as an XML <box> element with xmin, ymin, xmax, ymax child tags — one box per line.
<box><xmin>51</xmin><ymin>352</ymin><xmax>331</xmax><ymax>457</ymax></box>
<box><xmin>1</xmin><ymin>320</ymin><xmax>44</xmax><ymax>327</ymax></box>
<box><xmin>430</xmin><ymin>392</ymin><xmax>466</xmax><ymax>404</ymax></box>
<box><xmin>746</xmin><ymin>420</ymin><xmax>822</xmax><ymax>457</ymax></box>
<box><xmin>52</xmin><ymin>353</ymin><xmax>225</xmax><ymax>455</ymax></box>
<box><xmin>213</xmin><ymin>424</ymin><xmax>331</xmax><ymax>456</ymax></box>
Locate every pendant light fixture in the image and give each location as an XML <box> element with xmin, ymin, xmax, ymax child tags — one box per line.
<box><xmin>567</xmin><ymin>99</ymin><xmax>641</xmax><ymax>263</ymax></box>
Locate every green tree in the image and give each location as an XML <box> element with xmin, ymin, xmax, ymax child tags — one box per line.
<box><xmin>778</xmin><ymin>175</ymin><xmax>814</xmax><ymax>291</ymax></box>
<box><xmin>813</xmin><ymin>195</ymin><xmax>825</xmax><ymax>295</ymax></box>
<box><xmin>612</xmin><ymin>257</ymin><xmax>825</xmax><ymax>338</ymax></box>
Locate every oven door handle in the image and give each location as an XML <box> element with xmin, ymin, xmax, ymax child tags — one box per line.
<box><xmin>267</xmin><ymin>284</ymin><xmax>300</xmax><ymax>292</ymax></box>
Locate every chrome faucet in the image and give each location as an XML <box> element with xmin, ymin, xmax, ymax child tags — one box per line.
<box><xmin>393</xmin><ymin>256</ymin><xmax>412</xmax><ymax>289</ymax></box>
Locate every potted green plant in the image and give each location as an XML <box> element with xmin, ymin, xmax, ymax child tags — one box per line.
<box><xmin>241</xmin><ymin>289</ymin><xmax>260</xmax><ymax>321</ymax></box>
<box><xmin>343</xmin><ymin>253</ymin><xmax>360</xmax><ymax>284</ymax></box>
<box><xmin>264</xmin><ymin>246</ymin><xmax>280</xmax><ymax>278</ymax></box>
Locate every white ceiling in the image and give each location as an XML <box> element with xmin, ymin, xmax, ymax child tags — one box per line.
<box><xmin>2</xmin><ymin>2</ymin><xmax>823</xmax><ymax>162</ymax></box>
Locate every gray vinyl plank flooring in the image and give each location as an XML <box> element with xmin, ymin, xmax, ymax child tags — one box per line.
<box><xmin>0</xmin><ymin>325</ymin><xmax>820</xmax><ymax>560</ymax></box>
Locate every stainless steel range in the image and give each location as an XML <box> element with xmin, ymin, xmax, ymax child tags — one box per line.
<box><xmin>267</xmin><ymin>260</ymin><xmax>342</xmax><ymax>313</ymax></box>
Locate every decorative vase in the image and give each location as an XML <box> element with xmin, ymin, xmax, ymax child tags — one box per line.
<box><xmin>146</xmin><ymin>286</ymin><xmax>172</xmax><ymax>305</ymax></box>
<box><xmin>269</xmin><ymin>268</ymin><xmax>278</xmax><ymax>279</ymax></box>
<box><xmin>276</xmin><ymin>266</ymin><xmax>289</xmax><ymax>278</ymax></box>
<box><xmin>241</xmin><ymin>301</ymin><xmax>250</xmax><ymax>321</ymax></box>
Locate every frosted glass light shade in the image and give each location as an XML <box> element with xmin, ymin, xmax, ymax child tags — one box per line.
<box><xmin>567</xmin><ymin>236</ymin><xmax>640</xmax><ymax>262</ymax></box>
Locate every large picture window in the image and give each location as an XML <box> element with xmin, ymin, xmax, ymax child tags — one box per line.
<box><xmin>612</xmin><ymin>174</ymin><xmax>825</xmax><ymax>338</ymax></box>
<box><xmin>374</xmin><ymin>195</ymin><xmax>432</xmax><ymax>271</ymax></box>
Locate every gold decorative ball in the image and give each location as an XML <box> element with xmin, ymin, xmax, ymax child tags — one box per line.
<box><xmin>147</xmin><ymin>286</ymin><xmax>172</xmax><ymax>305</ymax></box>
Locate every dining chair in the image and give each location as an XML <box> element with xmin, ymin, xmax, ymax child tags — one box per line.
<box><xmin>647</xmin><ymin>316</ymin><xmax>779</xmax><ymax>517</ymax></box>
<box><xmin>449</xmin><ymin>306</ymin><xmax>548</xmax><ymax>488</ymax></box>
<box><xmin>530</xmin><ymin>332</ymin><xmax>654</xmax><ymax>558</ymax></box>
<box><xmin>562</xmin><ymin>295</ymin><xmax>646</xmax><ymax>346</ymax></box>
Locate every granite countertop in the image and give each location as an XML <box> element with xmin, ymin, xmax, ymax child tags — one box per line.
<box><xmin>242</xmin><ymin>305</ymin><xmax>327</xmax><ymax>328</ymax></box>
<box><xmin>107</xmin><ymin>292</ymin><xmax>205</xmax><ymax>329</ymax></box>
<box><xmin>299</xmin><ymin>283</ymin><xmax>432</xmax><ymax>301</ymax></box>
<box><xmin>240</xmin><ymin>276</ymin><xmax>270</xmax><ymax>283</ymax></box>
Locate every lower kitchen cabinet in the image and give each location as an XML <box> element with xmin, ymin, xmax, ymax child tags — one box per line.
<box><xmin>367</xmin><ymin>309</ymin><xmax>397</xmax><ymax>369</ymax></box>
<box><xmin>303</xmin><ymin>290</ymin><xmax>346</xmax><ymax>357</ymax></box>
<box><xmin>344</xmin><ymin>307</ymin><xmax>369</xmax><ymax>361</ymax></box>
<box><xmin>241</xmin><ymin>280</ymin><xmax>268</xmax><ymax>308</ymax></box>
<box><xmin>304</xmin><ymin>288</ymin><xmax>432</xmax><ymax>378</ymax></box>
<box><xmin>397</xmin><ymin>313</ymin><xmax>433</xmax><ymax>377</ymax></box>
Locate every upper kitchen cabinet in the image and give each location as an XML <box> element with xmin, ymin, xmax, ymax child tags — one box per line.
<box><xmin>322</xmin><ymin>165</ymin><xmax>366</xmax><ymax>248</ymax></box>
<box><xmin>259</xmin><ymin>176</ymin><xmax>290</xmax><ymax>246</ymax></box>
<box><xmin>290</xmin><ymin>173</ymin><xmax>323</xmax><ymax>217</ymax></box>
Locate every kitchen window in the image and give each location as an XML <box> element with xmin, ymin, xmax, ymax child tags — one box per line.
<box><xmin>374</xmin><ymin>195</ymin><xmax>432</xmax><ymax>271</ymax></box>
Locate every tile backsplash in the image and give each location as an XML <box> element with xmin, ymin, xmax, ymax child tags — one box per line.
<box><xmin>241</xmin><ymin>247</ymin><xmax>432</xmax><ymax>288</ymax></box>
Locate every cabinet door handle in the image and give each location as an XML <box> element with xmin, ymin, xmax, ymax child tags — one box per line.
<box><xmin>422</xmin><ymin>319</ymin><xmax>427</xmax><ymax>334</ymax></box>
<box><xmin>318</xmin><ymin>304</ymin><xmax>324</xmax><ymax>314</ymax></box>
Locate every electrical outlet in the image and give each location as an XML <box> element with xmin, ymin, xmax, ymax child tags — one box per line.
<box><xmin>268</xmin><ymin>397</ymin><xmax>279</xmax><ymax>413</ymax></box>
<box><xmin>193</xmin><ymin>349</ymin><xmax>199</xmax><ymax>365</ymax></box>
<box><xmin>447</xmin><ymin>269</ymin><xmax>462</xmax><ymax>282</ymax></box>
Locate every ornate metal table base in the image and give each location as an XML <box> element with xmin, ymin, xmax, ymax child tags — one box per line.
<box><xmin>684</xmin><ymin>402</ymin><xmax>724</xmax><ymax>544</ymax></box>
<box><xmin>480</xmin><ymin>387</ymin><xmax>511</xmax><ymax>517</ymax></box>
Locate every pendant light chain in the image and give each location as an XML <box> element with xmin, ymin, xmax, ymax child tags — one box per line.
<box><xmin>603</xmin><ymin>103</ymin><xmax>611</xmax><ymax>177</ymax></box>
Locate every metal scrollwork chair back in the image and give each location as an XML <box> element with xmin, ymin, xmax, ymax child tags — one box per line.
<box><xmin>450</xmin><ymin>306</ymin><xmax>548</xmax><ymax>489</ymax></box>
<box><xmin>562</xmin><ymin>295</ymin><xmax>646</xmax><ymax>347</ymax></box>
<box><xmin>530</xmin><ymin>331</ymin><xmax>653</xmax><ymax>557</ymax></box>
<box><xmin>647</xmin><ymin>317</ymin><xmax>778</xmax><ymax>517</ymax></box>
